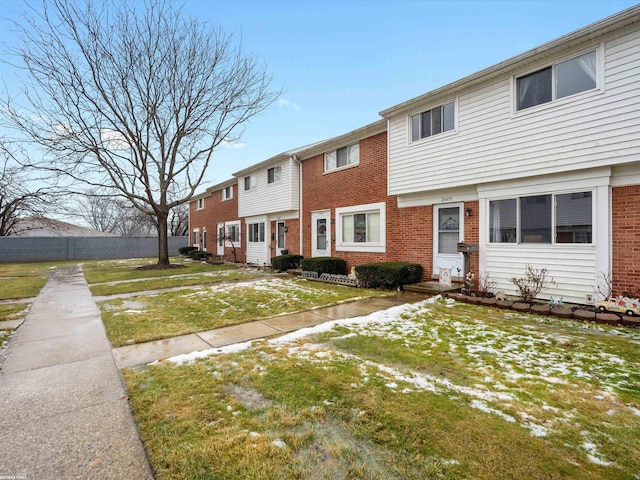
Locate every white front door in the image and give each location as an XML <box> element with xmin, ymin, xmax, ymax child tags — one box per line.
<box><xmin>217</xmin><ymin>223</ymin><xmax>224</xmax><ymax>255</ymax></box>
<box><xmin>433</xmin><ymin>203</ymin><xmax>464</xmax><ymax>278</ymax></box>
<box><xmin>311</xmin><ymin>210</ymin><xmax>331</xmax><ymax>257</ymax></box>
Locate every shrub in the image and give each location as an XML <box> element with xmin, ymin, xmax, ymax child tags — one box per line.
<box><xmin>355</xmin><ymin>262</ymin><xmax>423</xmax><ymax>289</ymax></box>
<box><xmin>271</xmin><ymin>254</ymin><xmax>304</xmax><ymax>272</ymax></box>
<box><xmin>510</xmin><ymin>265</ymin><xmax>555</xmax><ymax>303</ymax></box>
<box><xmin>189</xmin><ymin>250</ymin><xmax>212</xmax><ymax>261</ymax></box>
<box><xmin>178</xmin><ymin>246</ymin><xmax>198</xmax><ymax>256</ymax></box>
<box><xmin>300</xmin><ymin>257</ymin><xmax>347</xmax><ymax>275</ymax></box>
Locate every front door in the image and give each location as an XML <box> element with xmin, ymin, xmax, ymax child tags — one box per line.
<box><xmin>276</xmin><ymin>221</ymin><xmax>286</xmax><ymax>253</ymax></box>
<box><xmin>311</xmin><ymin>210</ymin><xmax>331</xmax><ymax>257</ymax></box>
<box><xmin>433</xmin><ymin>203</ymin><xmax>464</xmax><ymax>278</ymax></box>
<box><xmin>217</xmin><ymin>223</ymin><xmax>224</xmax><ymax>255</ymax></box>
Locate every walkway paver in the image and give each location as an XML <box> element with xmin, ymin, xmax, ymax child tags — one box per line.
<box><xmin>112</xmin><ymin>294</ymin><xmax>419</xmax><ymax>369</ymax></box>
<box><xmin>0</xmin><ymin>266</ymin><xmax>153</xmax><ymax>479</ymax></box>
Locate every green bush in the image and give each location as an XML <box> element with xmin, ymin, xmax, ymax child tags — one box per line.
<box><xmin>271</xmin><ymin>254</ymin><xmax>304</xmax><ymax>272</ymax></box>
<box><xmin>300</xmin><ymin>257</ymin><xmax>347</xmax><ymax>275</ymax></box>
<box><xmin>189</xmin><ymin>250</ymin><xmax>213</xmax><ymax>261</ymax></box>
<box><xmin>355</xmin><ymin>262</ymin><xmax>423</xmax><ymax>289</ymax></box>
<box><xmin>178</xmin><ymin>246</ymin><xmax>198</xmax><ymax>256</ymax></box>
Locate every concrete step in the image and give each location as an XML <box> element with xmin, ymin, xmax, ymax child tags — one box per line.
<box><xmin>404</xmin><ymin>281</ymin><xmax>462</xmax><ymax>295</ymax></box>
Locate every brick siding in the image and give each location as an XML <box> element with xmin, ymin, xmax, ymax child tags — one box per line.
<box><xmin>612</xmin><ymin>185</ymin><xmax>640</xmax><ymax>296</ymax></box>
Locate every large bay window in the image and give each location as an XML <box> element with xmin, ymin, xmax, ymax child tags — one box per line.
<box><xmin>335</xmin><ymin>202</ymin><xmax>386</xmax><ymax>253</ymax></box>
<box><xmin>489</xmin><ymin>192</ymin><xmax>592</xmax><ymax>244</ymax></box>
<box><xmin>516</xmin><ymin>50</ymin><xmax>597</xmax><ymax>111</ymax></box>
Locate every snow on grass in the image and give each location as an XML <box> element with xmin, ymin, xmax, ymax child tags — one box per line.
<box><xmin>164</xmin><ymin>341</ymin><xmax>254</xmax><ymax>366</ymax></box>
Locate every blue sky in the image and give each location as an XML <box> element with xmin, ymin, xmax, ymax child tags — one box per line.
<box><xmin>1</xmin><ymin>0</ymin><xmax>638</xmax><ymax>193</ymax></box>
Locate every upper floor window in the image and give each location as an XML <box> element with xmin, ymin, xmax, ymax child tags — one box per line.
<box><xmin>516</xmin><ymin>50</ymin><xmax>596</xmax><ymax>111</ymax></box>
<box><xmin>221</xmin><ymin>186</ymin><xmax>233</xmax><ymax>201</ymax></box>
<box><xmin>244</xmin><ymin>175</ymin><xmax>256</xmax><ymax>191</ymax></box>
<box><xmin>195</xmin><ymin>198</ymin><xmax>204</xmax><ymax>210</ymax></box>
<box><xmin>410</xmin><ymin>102</ymin><xmax>455</xmax><ymax>142</ymax></box>
<box><xmin>325</xmin><ymin>143</ymin><xmax>359</xmax><ymax>172</ymax></box>
<box><xmin>489</xmin><ymin>191</ymin><xmax>592</xmax><ymax>244</ymax></box>
<box><xmin>267</xmin><ymin>166</ymin><xmax>282</xmax><ymax>184</ymax></box>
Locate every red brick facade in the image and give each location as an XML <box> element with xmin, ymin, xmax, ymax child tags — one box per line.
<box><xmin>612</xmin><ymin>185</ymin><xmax>640</xmax><ymax>296</ymax></box>
<box><xmin>188</xmin><ymin>184</ymin><xmax>246</xmax><ymax>263</ymax></box>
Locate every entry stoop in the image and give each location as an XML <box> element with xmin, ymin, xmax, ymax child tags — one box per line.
<box><xmin>404</xmin><ymin>281</ymin><xmax>462</xmax><ymax>295</ymax></box>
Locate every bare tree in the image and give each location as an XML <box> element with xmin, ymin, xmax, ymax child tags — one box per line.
<box><xmin>168</xmin><ymin>203</ymin><xmax>188</xmax><ymax>237</ymax></box>
<box><xmin>0</xmin><ymin>145</ymin><xmax>54</xmax><ymax>236</ymax></box>
<box><xmin>3</xmin><ymin>0</ymin><xmax>278</xmax><ymax>264</ymax></box>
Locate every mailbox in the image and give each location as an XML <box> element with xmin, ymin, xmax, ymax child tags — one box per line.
<box><xmin>456</xmin><ymin>243</ymin><xmax>478</xmax><ymax>280</ymax></box>
<box><xmin>456</xmin><ymin>242</ymin><xmax>479</xmax><ymax>253</ymax></box>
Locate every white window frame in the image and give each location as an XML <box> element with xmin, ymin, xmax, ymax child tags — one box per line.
<box><xmin>267</xmin><ymin>165</ymin><xmax>282</xmax><ymax>184</ymax></box>
<box><xmin>324</xmin><ymin>143</ymin><xmax>360</xmax><ymax>173</ymax></box>
<box><xmin>513</xmin><ymin>47</ymin><xmax>601</xmax><ymax>113</ymax></box>
<box><xmin>224</xmin><ymin>220</ymin><xmax>241</xmax><ymax>247</ymax></box>
<box><xmin>244</xmin><ymin>175</ymin><xmax>256</xmax><ymax>191</ymax></box>
<box><xmin>192</xmin><ymin>228</ymin><xmax>200</xmax><ymax>247</ymax></box>
<box><xmin>409</xmin><ymin>100</ymin><xmax>456</xmax><ymax>143</ymax></box>
<box><xmin>488</xmin><ymin>190</ymin><xmax>594</xmax><ymax>245</ymax></box>
<box><xmin>195</xmin><ymin>198</ymin><xmax>204</xmax><ymax>210</ymax></box>
<box><xmin>335</xmin><ymin>202</ymin><xmax>386</xmax><ymax>253</ymax></box>
<box><xmin>248</xmin><ymin>222</ymin><xmax>265</xmax><ymax>243</ymax></box>
<box><xmin>221</xmin><ymin>186</ymin><xmax>233</xmax><ymax>201</ymax></box>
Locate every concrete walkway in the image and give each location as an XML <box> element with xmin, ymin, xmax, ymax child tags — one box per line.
<box><xmin>113</xmin><ymin>293</ymin><xmax>421</xmax><ymax>369</ymax></box>
<box><xmin>0</xmin><ymin>266</ymin><xmax>153</xmax><ymax>479</ymax></box>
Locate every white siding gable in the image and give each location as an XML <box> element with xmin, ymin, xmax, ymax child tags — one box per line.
<box><xmin>387</xmin><ymin>27</ymin><xmax>640</xmax><ymax>196</ymax></box>
<box><xmin>238</xmin><ymin>157</ymin><xmax>300</xmax><ymax>217</ymax></box>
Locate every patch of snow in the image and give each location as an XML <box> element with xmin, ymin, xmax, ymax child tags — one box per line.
<box><xmin>272</xmin><ymin>439</ymin><xmax>287</xmax><ymax>448</ymax></box>
<box><xmin>385</xmin><ymin>382</ymin><xmax>398</xmax><ymax>389</ymax></box>
<box><xmin>164</xmin><ymin>341</ymin><xmax>253</xmax><ymax>366</ymax></box>
<box><xmin>469</xmin><ymin>400</ymin><xmax>516</xmax><ymax>423</ymax></box>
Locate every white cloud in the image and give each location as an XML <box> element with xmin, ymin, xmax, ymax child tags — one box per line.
<box><xmin>221</xmin><ymin>138</ymin><xmax>246</xmax><ymax>148</ymax></box>
<box><xmin>278</xmin><ymin>98</ymin><xmax>301</xmax><ymax>110</ymax></box>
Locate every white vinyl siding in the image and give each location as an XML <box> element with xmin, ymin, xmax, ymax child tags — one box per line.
<box><xmin>388</xmin><ymin>30</ymin><xmax>640</xmax><ymax>196</ymax></box>
<box><xmin>238</xmin><ymin>157</ymin><xmax>300</xmax><ymax>218</ymax></box>
<box><xmin>244</xmin><ymin>216</ymin><xmax>269</xmax><ymax>265</ymax></box>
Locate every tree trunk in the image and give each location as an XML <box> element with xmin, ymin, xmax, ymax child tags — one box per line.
<box><xmin>157</xmin><ymin>213</ymin><xmax>170</xmax><ymax>266</ymax></box>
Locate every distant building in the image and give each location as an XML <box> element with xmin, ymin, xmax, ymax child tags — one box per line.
<box><xmin>12</xmin><ymin>216</ymin><xmax>117</xmax><ymax>237</ymax></box>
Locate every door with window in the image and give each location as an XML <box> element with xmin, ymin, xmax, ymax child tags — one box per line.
<box><xmin>276</xmin><ymin>221</ymin><xmax>286</xmax><ymax>253</ymax></box>
<box><xmin>217</xmin><ymin>223</ymin><xmax>225</xmax><ymax>255</ymax></box>
<box><xmin>311</xmin><ymin>210</ymin><xmax>331</xmax><ymax>257</ymax></box>
<box><xmin>433</xmin><ymin>203</ymin><xmax>464</xmax><ymax>277</ymax></box>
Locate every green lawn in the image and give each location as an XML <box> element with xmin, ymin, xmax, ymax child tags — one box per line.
<box><xmin>124</xmin><ymin>297</ymin><xmax>640</xmax><ymax>480</ymax></box>
<box><xmin>0</xmin><ymin>261</ymin><xmax>56</xmax><ymax>300</ymax></box>
<box><xmin>101</xmin><ymin>278</ymin><xmax>390</xmax><ymax>347</ymax></box>
<box><xmin>81</xmin><ymin>257</ymin><xmax>220</xmax><ymax>284</ymax></box>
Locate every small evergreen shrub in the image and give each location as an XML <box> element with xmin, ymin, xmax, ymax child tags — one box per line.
<box><xmin>179</xmin><ymin>246</ymin><xmax>198</xmax><ymax>256</ymax></box>
<box><xmin>300</xmin><ymin>257</ymin><xmax>347</xmax><ymax>275</ymax></box>
<box><xmin>189</xmin><ymin>250</ymin><xmax>212</xmax><ymax>261</ymax></box>
<box><xmin>355</xmin><ymin>262</ymin><xmax>423</xmax><ymax>289</ymax></box>
<box><xmin>271</xmin><ymin>254</ymin><xmax>304</xmax><ymax>272</ymax></box>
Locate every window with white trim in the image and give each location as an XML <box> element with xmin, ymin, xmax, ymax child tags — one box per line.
<box><xmin>324</xmin><ymin>143</ymin><xmax>359</xmax><ymax>172</ymax></box>
<box><xmin>267</xmin><ymin>166</ymin><xmax>282</xmax><ymax>184</ymax></box>
<box><xmin>225</xmin><ymin>221</ymin><xmax>241</xmax><ymax>246</ymax></box>
<box><xmin>335</xmin><ymin>202</ymin><xmax>386</xmax><ymax>253</ymax></box>
<box><xmin>192</xmin><ymin>229</ymin><xmax>200</xmax><ymax>247</ymax></box>
<box><xmin>221</xmin><ymin>186</ymin><xmax>233</xmax><ymax>201</ymax></box>
<box><xmin>195</xmin><ymin>198</ymin><xmax>204</xmax><ymax>210</ymax></box>
<box><xmin>489</xmin><ymin>192</ymin><xmax>592</xmax><ymax>244</ymax></box>
<box><xmin>243</xmin><ymin>175</ymin><xmax>256</xmax><ymax>191</ymax></box>
<box><xmin>516</xmin><ymin>50</ymin><xmax>597</xmax><ymax>111</ymax></box>
<box><xmin>248</xmin><ymin>222</ymin><xmax>265</xmax><ymax>243</ymax></box>
<box><xmin>202</xmin><ymin>229</ymin><xmax>207</xmax><ymax>250</ymax></box>
<box><xmin>410</xmin><ymin>101</ymin><xmax>455</xmax><ymax>142</ymax></box>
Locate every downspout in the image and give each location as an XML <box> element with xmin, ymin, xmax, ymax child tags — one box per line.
<box><xmin>292</xmin><ymin>155</ymin><xmax>303</xmax><ymax>256</ymax></box>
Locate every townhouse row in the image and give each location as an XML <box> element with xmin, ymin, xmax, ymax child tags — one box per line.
<box><xmin>190</xmin><ymin>5</ymin><xmax>640</xmax><ymax>304</ymax></box>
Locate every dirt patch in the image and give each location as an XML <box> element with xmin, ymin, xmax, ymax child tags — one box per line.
<box><xmin>136</xmin><ymin>264</ymin><xmax>187</xmax><ymax>271</ymax></box>
<box><xmin>223</xmin><ymin>384</ymin><xmax>272</xmax><ymax>410</ymax></box>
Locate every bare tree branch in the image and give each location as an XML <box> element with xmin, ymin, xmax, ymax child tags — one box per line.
<box><xmin>2</xmin><ymin>0</ymin><xmax>279</xmax><ymax>263</ymax></box>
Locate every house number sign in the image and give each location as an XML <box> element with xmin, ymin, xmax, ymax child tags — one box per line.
<box><xmin>441</xmin><ymin>196</ymin><xmax>453</xmax><ymax>203</ymax></box>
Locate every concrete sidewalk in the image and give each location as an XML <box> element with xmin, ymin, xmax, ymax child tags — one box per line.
<box><xmin>112</xmin><ymin>293</ymin><xmax>422</xmax><ymax>369</ymax></box>
<box><xmin>0</xmin><ymin>266</ymin><xmax>153</xmax><ymax>479</ymax></box>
